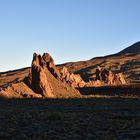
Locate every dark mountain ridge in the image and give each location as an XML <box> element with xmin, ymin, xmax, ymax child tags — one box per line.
<box><xmin>117</xmin><ymin>41</ymin><xmax>140</xmax><ymax>55</ymax></box>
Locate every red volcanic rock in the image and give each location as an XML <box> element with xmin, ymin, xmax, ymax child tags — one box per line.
<box><xmin>95</xmin><ymin>67</ymin><xmax>127</xmax><ymax>85</ymax></box>
<box><xmin>26</xmin><ymin>53</ymin><xmax>54</xmax><ymax>97</ymax></box>
<box><xmin>24</xmin><ymin>53</ymin><xmax>80</xmax><ymax>98</ymax></box>
<box><xmin>0</xmin><ymin>90</ymin><xmax>10</xmax><ymax>98</ymax></box>
<box><xmin>60</xmin><ymin>66</ymin><xmax>85</xmax><ymax>88</ymax></box>
<box><xmin>42</xmin><ymin>53</ymin><xmax>60</xmax><ymax>78</ymax></box>
<box><xmin>117</xmin><ymin>73</ymin><xmax>127</xmax><ymax>84</ymax></box>
<box><xmin>0</xmin><ymin>82</ymin><xmax>42</xmax><ymax>99</ymax></box>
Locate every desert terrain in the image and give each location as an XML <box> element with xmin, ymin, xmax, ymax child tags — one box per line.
<box><xmin>0</xmin><ymin>98</ymin><xmax>140</xmax><ymax>140</ymax></box>
<box><xmin>0</xmin><ymin>41</ymin><xmax>140</xmax><ymax>98</ymax></box>
<box><xmin>0</xmin><ymin>42</ymin><xmax>140</xmax><ymax>140</ymax></box>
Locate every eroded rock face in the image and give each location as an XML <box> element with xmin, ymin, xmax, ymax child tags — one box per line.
<box><xmin>26</xmin><ymin>53</ymin><xmax>54</xmax><ymax>97</ymax></box>
<box><xmin>0</xmin><ymin>90</ymin><xmax>11</xmax><ymax>98</ymax></box>
<box><xmin>42</xmin><ymin>53</ymin><xmax>60</xmax><ymax>78</ymax></box>
<box><xmin>60</xmin><ymin>66</ymin><xmax>85</xmax><ymax>88</ymax></box>
<box><xmin>95</xmin><ymin>67</ymin><xmax>127</xmax><ymax>85</ymax></box>
<box><xmin>24</xmin><ymin>53</ymin><xmax>81</xmax><ymax>98</ymax></box>
<box><xmin>0</xmin><ymin>82</ymin><xmax>42</xmax><ymax>99</ymax></box>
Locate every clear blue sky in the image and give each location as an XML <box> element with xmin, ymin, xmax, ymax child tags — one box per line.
<box><xmin>0</xmin><ymin>0</ymin><xmax>140</xmax><ymax>72</ymax></box>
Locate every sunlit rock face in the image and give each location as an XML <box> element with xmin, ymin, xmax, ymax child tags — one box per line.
<box><xmin>42</xmin><ymin>53</ymin><xmax>60</xmax><ymax>79</ymax></box>
<box><xmin>95</xmin><ymin>66</ymin><xmax>127</xmax><ymax>85</ymax></box>
<box><xmin>0</xmin><ymin>82</ymin><xmax>42</xmax><ymax>99</ymax></box>
<box><xmin>0</xmin><ymin>90</ymin><xmax>11</xmax><ymax>98</ymax></box>
<box><xmin>24</xmin><ymin>52</ymin><xmax>80</xmax><ymax>98</ymax></box>
<box><xmin>26</xmin><ymin>53</ymin><xmax>54</xmax><ymax>97</ymax></box>
<box><xmin>60</xmin><ymin>66</ymin><xmax>86</xmax><ymax>88</ymax></box>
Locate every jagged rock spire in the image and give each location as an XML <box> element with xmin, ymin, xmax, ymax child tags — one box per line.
<box><xmin>26</xmin><ymin>53</ymin><xmax>54</xmax><ymax>97</ymax></box>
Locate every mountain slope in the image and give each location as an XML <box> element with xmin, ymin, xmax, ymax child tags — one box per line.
<box><xmin>0</xmin><ymin>42</ymin><xmax>140</xmax><ymax>87</ymax></box>
<box><xmin>0</xmin><ymin>53</ymin><xmax>80</xmax><ymax>98</ymax></box>
<box><xmin>117</xmin><ymin>41</ymin><xmax>140</xmax><ymax>55</ymax></box>
<box><xmin>59</xmin><ymin>42</ymin><xmax>140</xmax><ymax>83</ymax></box>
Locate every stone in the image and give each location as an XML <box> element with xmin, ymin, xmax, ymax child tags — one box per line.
<box><xmin>95</xmin><ymin>67</ymin><xmax>127</xmax><ymax>85</ymax></box>
<box><xmin>60</xmin><ymin>66</ymin><xmax>85</xmax><ymax>88</ymax></box>
<box><xmin>42</xmin><ymin>53</ymin><xmax>60</xmax><ymax>78</ymax></box>
<box><xmin>26</xmin><ymin>53</ymin><xmax>54</xmax><ymax>97</ymax></box>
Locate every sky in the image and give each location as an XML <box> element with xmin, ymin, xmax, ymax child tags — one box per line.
<box><xmin>0</xmin><ymin>0</ymin><xmax>140</xmax><ymax>72</ymax></box>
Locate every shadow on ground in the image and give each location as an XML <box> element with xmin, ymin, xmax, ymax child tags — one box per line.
<box><xmin>77</xmin><ymin>84</ymin><xmax>140</xmax><ymax>97</ymax></box>
<box><xmin>0</xmin><ymin>97</ymin><xmax>140</xmax><ymax>140</ymax></box>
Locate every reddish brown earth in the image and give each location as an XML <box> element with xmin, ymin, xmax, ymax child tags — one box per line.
<box><xmin>59</xmin><ymin>42</ymin><xmax>140</xmax><ymax>84</ymax></box>
<box><xmin>0</xmin><ymin>53</ymin><xmax>81</xmax><ymax>98</ymax></box>
<box><xmin>0</xmin><ymin>42</ymin><xmax>140</xmax><ymax>98</ymax></box>
<box><xmin>0</xmin><ymin>42</ymin><xmax>140</xmax><ymax>140</ymax></box>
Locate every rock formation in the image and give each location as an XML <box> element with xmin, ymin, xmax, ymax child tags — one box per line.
<box><xmin>0</xmin><ymin>82</ymin><xmax>42</xmax><ymax>99</ymax></box>
<box><xmin>60</xmin><ymin>66</ymin><xmax>86</xmax><ymax>88</ymax></box>
<box><xmin>95</xmin><ymin>66</ymin><xmax>127</xmax><ymax>85</ymax></box>
<box><xmin>0</xmin><ymin>90</ymin><xmax>11</xmax><ymax>98</ymax></box>
<box><xmin>24</xmin><ymin>53</ymin><xmax>80</xmax><ymax>98</ymax></box>
<box><xmin>0</xmin><ymin>48</ymin><xmax>131</xmax><ymax>99</ymax></box>
<box><xmin>42</xmin><ymin>53</ymin><xmax>60</xmax><ymax>78</ymax></box>
<box><xmin>25</xmin><ymin>53</ymin><xmax>54</xmax><ymax>97</ymax></box>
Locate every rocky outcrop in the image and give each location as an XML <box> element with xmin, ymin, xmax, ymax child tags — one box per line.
<box><xmin>0</xmin><ymin>52</ymin><xmax>80</xmax><ymax>99</ymax></box>
<box><xmin>95</xmin><ymin>66</ymin><xmax>127</xmax><ymax>85</ymax></box>
<box><xmin>24</xmin><ymin>53</ymin><xmax>80</xmax><ymax>98</ymax></box>
<box><xmin>60</xmin><ymin>66</ymin><xmax>86</xmax><ymax>88</ymax></box>
<box><xmin>42</xmin><ymin>53</ymin><xmax>60</xmax><ymax>78</ymax></box>
<box><xmin>26</xmin><ymin>53</ymin><xmax>54</xmax><ymax>97</ymax></box>
<box><xmin>0</xmin><ymin>82</ymin><xmax>42</xmax><ymax>99</ymax></box>
<box><xmin>0</xmin><ymin>90</ymin><xmax>11</xmax><ymax>98</ymax></box>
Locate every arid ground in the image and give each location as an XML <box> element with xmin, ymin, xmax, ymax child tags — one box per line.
<box><xmin>0</xmin><ymin>98</ymin><xmax>140</xmax><ymax>140</ymax></box>
<box><xmin>0</xmin><ymin>42</ymin><xmax>140</xmax><ymax>140</ymax></box>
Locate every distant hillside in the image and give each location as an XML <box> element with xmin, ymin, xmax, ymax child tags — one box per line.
<box><xmin>117</xmin><ymin>41</ymin><xmax>140</xmax><ymax>55</ymax></box>
<box><xmin>59</xmin><ymin>42</ymin><xmax>140</xmax><ymax>84</ymax></box>
<box><xmin>0</xmin><ymin>42</ymin><xmax>140</xmax><ymax>87</ymax></box>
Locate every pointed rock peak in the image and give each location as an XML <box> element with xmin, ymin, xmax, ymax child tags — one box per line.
<box><xmin>42</xmin><ymin>53</ymin><xmax>54</xmax><ymax>63</ymax></box>
<box><xmin>42</xmin><ymin>52</ymin><xmax>60</xmax><ymax>78</ymax></box>
<box><xmin>33</xmin><ymin>52</ymin><xmax>37</xmax><ymax>57</ymax></box>
<box><xmin>25</xmin><ymin>52</ymin><xmax>54</xmax><ymax>97</ymax></box>
<box><xmin>24</xmin><ymin>52</ymin><xmax>79</xmax><ymax>98</ymax></box>
<box><xmin>32</xmin><ymin>53</ymin><xmax>40</xmax><ymax>66</ymax></box>
<box><xmin>38</xmin><ymin>54</ymin><xmax>44</xmax><ymax>67</ymax></box>
<box><xmin>32</xmin><ymin>53</ymin><xmax>44</xmax><ymax>67</ymax></box>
